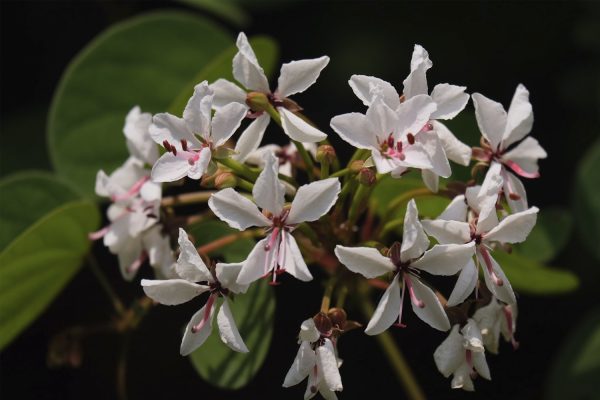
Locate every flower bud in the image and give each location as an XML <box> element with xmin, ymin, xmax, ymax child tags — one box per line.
<box><xmin>316</xmin><ymin>145</ymin><xmax>336</xmax><ymax>164</ymax></box>
<box><xmin>358</xmin><ymin>167</ymin><xmax>376</xmax><ymax>186</ymax></box>
<box><xmin>313</xmin><ymin>312</ymin><xmax>332</xmax><ymax>335</ymax></box>
<box><xmin>212</xmin><ymin>146</ymin><xmax>236</xmax><ymax>160</ymax></box>
<box><xmin>215</xmin><ymin>172</ymin><xmax>237</xmax><ymax>189</ymax></box>
<box><xmin>246</xmin><ymin>91</ymin><xmax>270</xmax><ymax>113</ymax></box>
<box><xmin>349</xmin><ymin>160</ymin><xmax>365</xmax><ymax>174</ymax></box>
<box><xmin>327</xmin><ymin>308</ymin><xmax>347</xmax><ymax>328</ymax></box>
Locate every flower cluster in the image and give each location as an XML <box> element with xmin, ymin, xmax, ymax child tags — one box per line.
<box><xmin>92</xmin><ymin>33</ymin><xmax>545</xmax><ymax>396</ymax></box>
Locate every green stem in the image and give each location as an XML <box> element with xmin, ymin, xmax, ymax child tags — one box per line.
<box><xmin>161</xmin><ymin>191</ymin><xmax>215</xmax><ymax>207</ymax></box>
<box><xmin>335</xmin><ymin>283</ymin><xmax>348</xmax><ymax>309</ymax></box>
<box><xmin>330</xmin><ymin>168</ymin><xmax>350</xmax><ymax>178</ymax></box>
<box><xmin>87</xmin><ymin>255</ymin><xmax>125</xmax><ymax>315</ymax></box>
<box><xmin>358</xmin><ymin>292</ymin><xmax>426</xmax><ymax>400</ymax></box>
<box><xmin>218</xmin><ymin>158</ymin><xmax>259</xmax><ymax>182</ymax></box>
<box><xmin>320</xmin><ymin>276</ymin><xmax>337</xmax><ymax>312</ymax></box>
<box><xmin>296</xmin><ymin>222</ymin><xmax>320</xmax><ymax>246</ymax></box>
<box><xmin>320</xmin><ymin>159</ymin><xmax>330</xmax><ymax>179</ymax></box>
<box><xmin>347</xmin><ymin>184</ymin><xmax>371</xmax><ymax>227</ymax></box>
<box><xmin>293</xmin><ymin>140</ymin><xmax>316</xmax><ymax>181</ymax></box>
<box><xmin>236</xmin><ymin>178</ymin><xmax>254</xmax><ymax>193</ymax></box>
<box><xmin>347</xmin><ymin>148</ymin><xmax>370</xmax><ymax>166</ymax></box>
<box><xmin>380</xmin><ymin>218</ymin><xmax>404</xmax><ymax>238</ymax></box>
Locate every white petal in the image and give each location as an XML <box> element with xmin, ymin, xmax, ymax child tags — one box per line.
<box><xmin>400</xmin><ymin>199</ymin><xmax>430</xmax><ymax>262</ymax></box>
<box><xmin>396</xmin><ymin>94</ymin><xmax>436</xmax><ymax>137</ymax></box>
<box><xmin>237</xmin><ymin>239</ymin><xmax>275</xmax><ymax>285</ymax></box>
<box><xmin>394</xmin><ymin>142</ymin><xmax>434</xmax><ymax>171</ymax></box>
<box><xmin>334</xmin><ymin>246</ymin><xmax>395</xmax><ymax>278</ymax></box>
<box><xmin>484</xmin><ymin>206</ymin><xmax>539</xmax><ymax>244</ymax></box>
<box><xmin>421</xmin><ymin>169</ymin><xmax>439</xmax><ymax>192</ymax></box>
<box><xmin>316</xmin><ymin>340</ymin><xmax>343</xmax><ymax>392</ymax></box>
<box><xmin>372</xmin><ymin>150</ymin><xmax>402</xmax><ymax>174</ymax></box>
<box><xmin>417</xmin><ymin>132</ymin><xmax>451</xmax><ymax>177</ymax></box>
<box><xmin>477</xmin><ymin>249</ymin><xmax>516</xmax><ymax>304</ymax></box>
<box><xmin>180</xmin><ymin>303</ymin><xmax>215</xmax><ymax>356</ymax></box>
<box><xmin>151</xmin><ymin>153</ymin><xmax>191</xmax><ymax>183</ymax></box>
<box><xmin>283</xmin><ymin>341</ymin><xmax>317</xmax><ymax>387</ymax></box>
<box><xmin>123</xmin><ymin>106</ymin><xmax>158</xmax><ymax>165</ymax></box>
<box><xmin>472</xmin><ymin>351</ymin><xmax>491</xmax><ymax>380</ymax></box>
<box><xmin>140</xmin><ymin>180</ymin><xmax>162</xmax><ymax>203</ymax></box>
<box><xmin>432</xmin><ymin>121</ymin><xmax>472</xmax><ymax>166</ymax></box>
<box><xmin>446</xmin><ymin>258</ymin><xmax>478</xmax><ymax>307</ymax></box>
<box><xmin>211</xmin><ymin>102</ymin><xmax>248</xmax><ymax>146</ymax></box>
<box><xmin>141</xmin><ymin>279</ymin><xmax>207</xmax><ymax>305</ymax></box>
<box><xmin>183</xmin><ymin>81</ymin><xmax>213</xmax><ymax>139</ymax></box>
<box><xmin>410</xmin><ymin>276</ymin><xmax>451</xmax><ymax>331</ymax></box>
<box><xmin>187</xmin><ymin>147</ymin><xmax>212</xmax><ymax>180</ymax></box>
<box><xmin>282</xmin><ymin>234</ymin><xmax>313</xmax><ymax>282</ymax></box>
<box><xmin>208</xmin><ymin>188</ymin><xmax>270</xmax><ymax>230</ymax></box>
<box><xmin>300</xmin><ymin>318</ymin><xmax>321</xmax><ymax>343</ymax></box>
<box><xmin>348</xmin><ymin>74</ymin><xmax>400</xmax><ymax>109</ymax></box>
<box><xmin>210</xmin><ymin>78</ymin><xmax>247</xmax><ymax>109</ymax></box>
<box><xmin>286</xmin><ymin>178</ymin><xmax>340</xmax><ymax>224</ymax></box>
<box><xmin>473</xmin><ymin>300</ymin><xmax>503</xmax><ymax>354</ymax></box>
<box><xmin>116</xmin><ymin>236</ymin><xmax>144</xmax><ymax>281</ymax></box>
<box><xmin>176</xmin><ymin>228</ymin><xmax>212</xmax><ymax>282</ymax></box>
<box><xmin>430</xmin><ymin>84</ymin><xmax>469</xmax><ymax>120</ymax></box>
<box><xmin>330</xmin><ymin>112</ymin><xmax>377</xmax><ymax>150</ymax></box>
<box><xmin>451</xmin><ymin>362</ymin><xmax>475</xmax><ymax>391</ymax></box>
<box><xmin>461</xmin><ymin>319</ymin><xmax>485</xmax><ymax>352</ymax></box>
<box><xmin>215</xmin><ymin>262</ymin><xmax>249</xmax><ymax>294</ymax></box>
<box><xmin>412</xmin><ymin>243</ymin><xmax>475</xmax><ymax>276</ymax></box>
<box><xmin>402</xmin><ymin>61</ymin><xmax>429</xmax><ymax>99</ymax></box>
<box><xmin>503</xmin><ymin>170</ymin><xmax>528</xmax><ymax>212</ymax></box>
<box><xmin>150</xmin><ymin>113</ymin><xmax>201</xmax><ymax>149</ymax></box>
<box><xmin>279</xmin><ymin>107</ymin><xmax>327</xmax><ymax>142</ymax></box>
<box><xmin>472</xmin><ymin>93</ymin><xmax>506</xmax><ymax>151</ymax></box>
<box><xmin>434</xmin><ymin>325</ymin><xmax>464</xmax><ymax>377</ymax></box>
<box><xmin>253</xmin><ymin>151</ymin><xmax>286</xmax><ymax>215</ymax></box>
<box><xmin>232</xmin><ymin>32</ymin><xmax>270</xmax><ymax>92</ymax></box>
<box><xmin>502</xmin><ymin>84</ymin><xmax>533</xmax><ymax>149</ymax></box>
<box><xmin>410</xmin><ymin>44</ymin><xmax>433</xmax><ymax>72</ymax></box>
<box><xmin>365</xmin><ymin>275</ymin><xmax>401</xmax><ymax>335</ymax></box>
<box><xmin>421</xmin><ymin>219</ymin><xmax>471</xmax><ymax>244</ymax></box>
<box><xmin>365</xmin><ymin>98</ymin><xmax>399</xmax><ymax>142</ymax></box>
<box><xmin>502</xmin><ymin>136</ymin><xmax>547</xmax><ymax>174</ymax></box>
<box><xmin>277</xmin><ymin>56</ymin><xmax>330</xmax><ymax>98</ymax></box>
<box><xmin>234</xmin><ymin>114</ymin><xmax>270</xmax><ymax>161</ymax></box>
<box><xmin>438</xmin><ymin>195</ymin><xmax>468</xmax><ymax>222</ymax></box>
<box><xmin>217</xmin><ymin>300</ymin><xmax>249</xmax><ymax>353</ymax></box>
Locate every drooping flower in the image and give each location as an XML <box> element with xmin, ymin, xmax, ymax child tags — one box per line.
<box><xmin>142</xmin><ymin>228</ymin><xmax>249</xmax><ymax>355</ymax></box>
<box><xmin>335</xmin><ymin>200</ymin><xmax>474</xmax><ymax>333</ymax></box>
<box><xmin>283</xmin><ymin>316</ymin><xmax>343</xmax><ymax>400</ymax></box>
<box><xmin>210</xmin><ymin>32</ymin><xmax>329</xmax><ymax>161</ymax></box>
<box><xmin>473</xmin><ymin>297</ymin><xmax>518</xmax><ymax>353</ymax></box>
<box><xmin>208</xmin><ymin>151</ymin><xmax>340</xmax><ymax>285</ymax></box>
<box><xmin>472</xmin><ymin>84</ymin><xmax>547</xmax><ymax>211</ymax></box>
<box><xmin>149</xmin><ymin>81</ymin><xmax>247</xmax><ymax>182</ymax></box>
<box><xmin>346</xmin><ymin>44</ymin><xmax>472</xmax><ymax>191</ymax></box>
<box><xmin>434</xmin><ymin>319</ymin><xmax>491</xmax><ymax>391</ymax></box>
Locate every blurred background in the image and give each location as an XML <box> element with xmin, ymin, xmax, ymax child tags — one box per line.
<box><xmin>1</xmin><ymin>1</ymin><xmax>599</xmax><ymax>399</ymax></box>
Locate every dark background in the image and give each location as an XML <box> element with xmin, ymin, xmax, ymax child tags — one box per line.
<box><xmin>1</xmin><ymin>1</ymin><xmax>599</xmax><ymax>399</ymax></box>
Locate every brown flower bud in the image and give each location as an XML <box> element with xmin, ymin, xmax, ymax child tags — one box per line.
<box><xmin>316</xmin><ymin>145</ymin><xmax>336</xmax><ymax>164</ymax></box>
<box><xmin>349</xmin><ymin>160</ymin><xmax>365</xmax><ymax>174</ymax></box>
<box><xmin>313</xmin><ymin>312</ymin><xmax>332</xmax><ymax>334</ymax></box>
<box><xmin>214</xmin><ymin>172</ymin><xmax>237</xmax><ymax>189</ymax></box>
<box><xmin>327</xmin><ymin>307</ymin><xmax>347</xmax><ymax>328</ymax></box>
<box><xmin>358</xmin><ymin>167</ymin><xmax>376</xmax><ymax>186</ymax></box>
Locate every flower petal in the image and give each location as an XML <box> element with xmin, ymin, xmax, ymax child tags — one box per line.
<box><xmin>176</xmin><ymin>228</ymin><xmax>212</xmax><ymax>282</ymax></box>
<box><xmin>279</xmin><ymin>107</ymin><xmax>328</xmax><ymax>142</ymax></box>
<box><xmin>417</xmin><ymin>132</ymin><xmax>451</xmax><ymax>178</ymax></box>
<box><xmin>334</xmin><ymin>245</ymin><xmax>395</xmax><ymax>278</ymax></box>
<box><xmin>150</xmin><ymin>112</ymin><xmax>201</xmax><ymax>150</ymax></box>
<box><xmin>316</xmin><ymin>340</ymin><xmax>343</xmax><ymax>392</ymax></box>
<box><xmin>461</xmin><ymin>319</ymin><xmax>485</xmax><ymax>352</ymax></box>
<box><xmin>210</xmin><ymin>78</ymin><xmax>247</xmax><ymax>109</ymax></box>
<box><xmin>234</xmin><ymin>113</ymin><xmax>270</xmax><ymax>161</ymax></box>
<box><xmin>434</xmin><ymin>325</ymin><xmax>463</xmax><ymax>377</ymax></box>
<box><xmin>299</xmin><ymin>318</ymin><xmax>320</xmax><ymax>342</ymax></box>
<box><xmin>410</xmin><ymin>276</ymin><xmax>451</xmax><ymax>331</ymax></box>
<box><xmin>283</xmin><ymin>341</ymin><xmax>317</xmax><ymax>387</ymax></box>
<box><xmin>438</xmin><ymin>195</ymin><xmax>468</xmax><ymax>222</ymax></box>
<box><xmin>330</xmin><ymin>112</ymin><xmax>377</xmax><ymax>150</ymax></box>
<box><xmin>183</xmin><ymin>81</ymin><xmax>213</xmax><ymax>140</ymax></box>
<box><xmin>365</xmin><ymin>98</ymin><xmax>399</xmax><ymax>142</ymax></box>
<box><xmin>503</xmin><ymin>170</ymin><xmax>528</xmax><ymax>212</ymax></box>
<box><xmin>396</xmin><ymin>94</ymin><xmax>436</xmax><ymax>137</ymax></box>
<box><xmin>472</xmin><ymin>351</ymin><xmax>491</xmax><ymax>380</ymax></box>
<box><xmin>217</xmin><ymin>299</ymin><xmax>249</xmax><ymax>353</ymax></box>
<box><xmin>365</xmin><ymin>275</ymin><xmax>401</xmax><ymax>335</ymax></box>
<box><xmin>215</xmin><ymin>262</ymin><xmax>249</xmax><ymax>294</ymax></box>
<box><xmin>473</xmin><ymin>300</ymin><xmax>503</xmax><ymax>354</ymax></box>
<box><xmin>124</xmin><ymin>106</ymin><xmax>158</xmax><ymax>165</ymax></box>
<box><xmin>502</xmin><ymin>136</ymin><xmax>547</xmax><ymax>174</ymax></box>
<box><xmin>502</xmin><ymin>84</ymin><xmax>533</xmax><ymax>149</ymax></box>
<box><xmin>430</xmin><ymin>84</ymin><xmax>469</xmax><ymax>120</ymax></box>
<box><xmin>400</xmin><ymin>199</ymin><xmax>430</xmax><ymax>262</ymax></box>
<box><xmin>484</xmin><ymin>206</ymin><xmax>539</xmax><ymax>244</ymax></box>
<box><xmin>402</xmin><ymin>59</ymin><xmax>429</xmax><ymax>99</ymax></box>
<box><xmin>208</xmin><ymin>188</ymin><xmax>270</xmax><ymax>230</ymax></box>
<box><xmin>210</xmin><ymin>102</ymin><xmax>248</xmax><ymax>146</ymax></box>
<box><xmin>451</xmin><ymin>362</ymin><xmax>475</xmax><ymax>391</ymax></box>
<box><xmin>187</xmin><ymin>147</ymin><xmax>212</xmax><ymax>180</ymax></box>
<box><xmin>141</xmin><ymin>279</ymin><xmax>207</xmax><ymax>305</ymax></box>
<box><xmin>276</xmin><ymin>56</ymin><xmax>330</xmax><ymax>98</ymax></box>
<box><xmin>282</xmin><ymin>233</ymin><xmax>313</xmax><ymax>282</ymax></box>
<box><xmin>472</xmin><ymin>93</ymin><xmax>506</xmax><ymax>151</ymax></box>
<box><xmin>412</xmin><ymin>243</ymin><xmax>475</xmax><ymax>276</ymax></box>
<box><xmin>432</xmin><ymin>121</ymin><xmax>472</xmax><ymax>166</ymax></box>
<box><xmin>477</xmin><ymin>249</ymin><xmax>516</xmax><ymax>304</ymax></box>
<box><xmin>421</xmin><ymin>219</ymin><xmax>471</xmax><ymax>244</ymax></box>
<box><xmin>421</xmin><ymin>169</ymin><xmax>440</xmax><ymax>193</ymax></box>
<box><xmin>237</xmin><ymin>239</ymin><xmax>276</xmax><ymax>285</ymax></box>
<box><xmin>286</xmin><ymin>178</ymin><xmax>341</xmax><ymax>225</ymax></box>
<box><xmin>348</xmin><ymin>74</ymin><xmax>400</xmax><ymax>109</ymax></box>
<box><xmin>180</xmin><ymin>302</ymin><xmax>215</xmax><ymax>356</ymax></box>
<box><xmin>151</xmin><ymin>153</ymin><xmax>191</xmax><ymax>183</ymax></box>
<box><xmin>232</xmin><ymin>32</ymin><xmax>270</xmax><ymax>92</ymax></box>
<box><xmin>445</xmin><ymin>258</ymin><xmax>477</xmax><ymax>307</ymax></box>
<box><xmin>253</xmin><ymin>151</ymin><xmax>286</xmax><ymax>215</ymax></box>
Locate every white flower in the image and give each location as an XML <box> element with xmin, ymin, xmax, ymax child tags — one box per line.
<box><xmin>149</xmin><ymin>81</ymin><xmax>247</xmax><ymax>182</ymax></box>
<box><xmin>208</xmin><ymin>151</ymin><xmax>340</xmax><ymax>285</ymax></box>
<box><xmin>472</xmin><ymin>84</ymin><xmax>547</xmax><ymax>211</ymax></box>
<box><xmin>330</xmin><ymin>93</ymin><xmax>437</xmax><ymax>177</ymax></box>
<box><xmin>473</xmin><ymin>298</ymin><xmax>518</xmax><ymax>353</ymax></box>
<box><xmin>422</xmin><ymin>163</ymin><xmax>539</xmax><ymax>304</ymax></box>
<box><xmin>346</xmin><ymin>44</ymin><xmax>472</xmax><ymax>191</ymax></box>
<box><xmin>124</xmin><ymin>106</ymin><xmax>159</xmax><ymax>166</ymax></box>
<box><xmin>210</xmin><ymin>32</ymin><xmax>329</xmax><ymax>161</ymax></box>
<box><xmin>142</xmin><ymin>228</ymin><xmax>249</xmax><ymax>355</ymax></box>
<box><xmin>335</xmin><ymin>200</ymin><xmax>474</xmax><ymax>333</ymax></box>
<box><xmin>283</xmin><ymin>318</ymin><xmax>343</xmax><ymax>400</ymax></box>
<box><xmin>434</xmin><ymin>319</ymin><xmax>491</xmax><ymax>391</ymax></box>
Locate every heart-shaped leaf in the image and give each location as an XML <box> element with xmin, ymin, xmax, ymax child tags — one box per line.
<box><xmin>573</xmin><ymin>140</ymin><xmax>600</xmax><ymax>261</ymax></box>
<box><xmin>515</xmin><ymin>207</ymin><xmax>573</xmax><ymax>262</ymax></box>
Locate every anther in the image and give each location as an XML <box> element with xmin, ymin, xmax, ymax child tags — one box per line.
<box><xmin>407</xmin><ymin>133</ymin><xmax>415</xmax><ymax>145</ymax></box>
<box><xmin>162</xmin><ymin>140</ymin><xmax>172</xmax><ymax>152</ymax></box>
<box><xmin>181</xmin><ymin>139</ymin><xmax>188</xmax><ymax>151</ymax></box>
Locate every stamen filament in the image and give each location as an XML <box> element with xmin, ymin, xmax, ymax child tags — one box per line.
<box><xmin>479</xmin><ymin>246</ymin><xmax>504</xmax><ymax>286</ymax></box>
<box><xmin>111</xmin><ymin>176</ymin><xmax>150</xmax><ymax>202</ymax></box>
<box><xmin>191</xmin><ymin>294</ymin><xmax>216</xmax><ymax>333</ymax></box>
<box><xmin>405</xmin><ymin>275</ymin><xmax>425</xmax><ymax>308</ymax></box>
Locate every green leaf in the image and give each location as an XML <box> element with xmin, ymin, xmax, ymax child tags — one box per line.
<box><xmin>187</xmin><ymin>219</ymin><xmax>255</xmax><ymax>263</ymax></box>
<box><xmin>573</xmin><ymin>140</ymin><xmax>600</xmax><ymax>261</ymax></box>
<box><xmin>189</xmin><ymin>279</ymin><xmax>275</xmax><ymax>389</ymax></box>
<box><xmin>514</xmin><ymin>207</ymin><xmax>573</xmax><ymax>262</ymax></box>
<box><xmin>177</xmin><ymin>0</ymin><xmax>250</xmax><ymax>27</ymax></box>
<box><xmin>0</xmin><ymin>171</ymin><xmax>81</xmax><ymax>250</ymax></box>
<box><xmin>0</xmin><ymin>201</ymin><xmax>100</xmax><ymax>350</ymax></box>
<box><xmin>168</xmin><ymin>35</ymin><xmax>279</xmax><ymax>114</ymax></box>
<box><xmin>545</xmin><ymin>308</ymin><xmax>600</xmax><ymax>400</ymax></box>
<box><xmin>48</xmin><ymin>11</ymin><xmax>232</xmax><ymax>197</ymax></box>
<box><xmin>493</xmin><ymin>251</ymin><xmax>579</xmax><ymax>295</ymax></box>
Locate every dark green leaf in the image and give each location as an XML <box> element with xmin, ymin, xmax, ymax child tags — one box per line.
<box><xmin>189</xmin><ymin>279</ymin><xmax>275</xmax><ymax>389</ymax></box>
<box><xmin>48</xmin><ymin>11</ymin><xmax>232</xmax><ymax>197</ymax></box>
<box><xmin>187</xmin><ymin>219</ymin><xmax>255</xmax><ymax>263</ymax></box>
<box><xmin>573</xmin><ymin>140</ymin><xmax>600</xmax><ymax>261</ymax></box>
<box><xmin>177</xmin><ymin>0</ymin><xmax>250</xmax><ymax>27</ymax></box>
<box><xmin>0</xmin><ymin>201</ymin><xmax>100</xmax><ymax>349</ymax></box>
<box><xmin>0</xmin><ymin>171</ymin><xmax>81</xmax><ymax>250</ymax></box>
<box><xmin>545</xmin><ymin>308</ymin><xmax>600</xmax><ymax>400</ymax></box>
<box><xmin>493</xmin><ymin>251</ymin><xmax>579</xmax><ymax>295</ymax></box>
<box><xmin>514</xmin><ymin>207</ymin><xmax>573</xmax><ymax>262</ymax></box>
